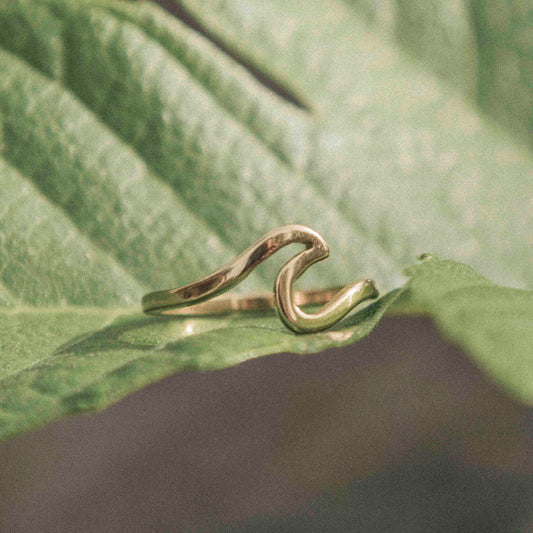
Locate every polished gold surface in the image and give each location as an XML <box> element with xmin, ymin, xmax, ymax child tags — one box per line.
<box><xmin>152</xmin><ymin>287</ymin><xmax>346</xmax><ymax>315</ymax></box>
<box><xmin>142</xmin><ymin>225</ymin><xmax>378</xmax><ymax>333</ymax></box>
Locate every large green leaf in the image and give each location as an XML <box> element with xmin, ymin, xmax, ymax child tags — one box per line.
<box><xmin>0</xmin><ymin>0</ymin><xmax>532</xmax><ymax>439</ymax></box>
<box><xmin>345</xmin><ymin>0</ymin><xmax>533</xmax><ymax>147</ymax></box>
<box><xmin>1</xmin><ymin>256</ymin><xmax>532</xmax><ymax>442</ymax></box>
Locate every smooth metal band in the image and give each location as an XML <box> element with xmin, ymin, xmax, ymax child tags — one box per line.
<box><xmin>142</xmin><ymin>225</ymin><xmax>378</xmax><ymax>333</ymax></box>
<box><xmin>144</xmin><ymin>287</ymin><xmax>345</xmax><ymax>315</ymax></box>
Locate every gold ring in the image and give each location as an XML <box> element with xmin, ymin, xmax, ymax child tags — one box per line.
<box><xmin>141</xmin><ymin>225</ymin><xmax>378</xmax><ymax>333</ymax></box>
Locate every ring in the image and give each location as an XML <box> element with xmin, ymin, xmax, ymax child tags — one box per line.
<box><xmin>142</xmin><ymin>225</ymin><xmax>379</xmax><ymax>333</ymax></box>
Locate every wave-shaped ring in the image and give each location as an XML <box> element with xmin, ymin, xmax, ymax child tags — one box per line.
<box><xmin>142</xmin><ymin>225</ymin><xmax>379</xmax><ymax>333</ymax></box>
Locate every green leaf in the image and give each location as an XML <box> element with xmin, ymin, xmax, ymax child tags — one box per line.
<box><xmin>2</xmin><ymin>257</ymin><xmax>532</xmax><ymax>442</ymax></box>
<box><xmin>0</xmin><ymin>292</ymin><xmax>399</xmax><ymax>440</ymax></box>
<box><xmin>400</xmin><ymin>256</ymin><xmax>533</xmax><ymax>403</ymax></box>
<box><xmin>0</xmin><ymin>0</ymin><xmax>532</xmax><ymax>439</ymax></box>
<box><xmin>344</xmin><ymin>0</ymin><xmax>533</xmax><ymax>148</ymax></box>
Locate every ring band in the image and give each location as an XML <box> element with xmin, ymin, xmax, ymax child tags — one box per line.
<box><xmin>142</xmin><ymin>225</ymin><xmax>378</xmax><ymax>333</ymax></box>
<box><xmin>143</xmin><ymin>286</ymin><xmax>346</xmax><ymax>314</ymax></box>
